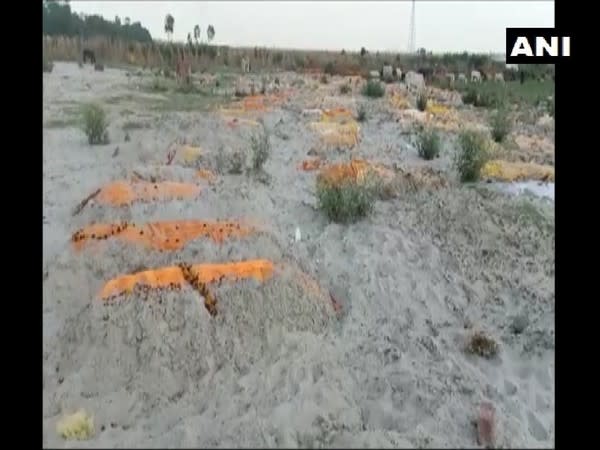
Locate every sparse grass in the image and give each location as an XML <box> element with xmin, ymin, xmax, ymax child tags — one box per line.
<box><xmin>150</xmin><ymin>77</ymin><xmax>168</xmax><ymax>92</ymax></box>
<box><xmin>362</xmin><ymin>80</ymin><xmax>385</xmax><ymax>98</ymax></box>
<box><xmin>416</xmin><ymin>127</ymin><xmax>441</xmax><ymax>160</ymax></box>
<box><xmin>105</xmin><ymin>94</ymin><xmax>137</xmax><ymax>104</ymax></box>
<box><xmin>465</xmin><ymin>330</ymin><xmax>499</xmax><ymax>359</ymax></box>
<box><xmin>454</xmin><ymin>130</ymin><xmax>490</xmax><ymax>182</ymax></box>
<box><xmin>122</xmin><ymin>120</ymin><xmax>148</xmax><ymax>131</ymax></box>
<box><xmin>511</xmin><ymin>198</ymin><xmax>554</xmax><ymax>233</ymax></box>
<box><xmin>457</xmin><ymin>80</ymin><xmax>552</xmax><ymax>109</ymax></box>
<box><xmin>82</xmin><ymin>103</ymin><xmax>109</xmax><ymax>145</ymax></box>
<box><xmin>416</xmin><ymin>92</ymin><xmax>428</xmax><ymax>112</ymax></box>
<box><xmin>489</xmin><ymin>109</ymin><xmax>512</xmax><ymax>143</ymax></box>
<box><xmin>44</xmin><ymin>117</ymin><xmax>79</xmax><ymax>129</ymax></box>
<box><xmin>151</xmin><ymin>90</ymin><xmax>228</xmax><ymax>112</ymax></box>
<box><xmin>249</xmin><ymin>128</ymin><xmax>271</xmax><ymax>171</ymax></box>
<box><xmin>340</xmin><ymin>84</ymin><xmax>352</xmax><ymax>95</ymax></box>
<box><xmin>357</xmin><ymin>105</ymin><xmax>367</xmax><ymax>122</ymax></box>
<box><xmin>317</xmin><ymin>175</ymin><xmax>380</xmax><ymax>224</ymax></box>
<box><xmin>175</xmin><ymin>82</ymin><xmax>200</xmax><ymax>94</ymax></box>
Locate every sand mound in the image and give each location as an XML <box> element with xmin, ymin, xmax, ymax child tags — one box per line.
<box><xmin>47</xmin><ymin>266</ymin><xmax>335</xmax><ymax>418</ymax></box>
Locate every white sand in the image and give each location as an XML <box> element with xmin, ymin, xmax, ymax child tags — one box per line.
<box><xmin>43</xmin><ymin>63</ymin><xmax>555</xmax><ymax>448</ymax></box>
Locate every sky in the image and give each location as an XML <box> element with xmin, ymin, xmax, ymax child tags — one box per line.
<box><xmin>69</xmin><ymin>1</ymin><xmax>554</xmax><ymax>53</ymax></box>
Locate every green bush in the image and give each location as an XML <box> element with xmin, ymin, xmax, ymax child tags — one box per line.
<box><xmin>416</xmin><ymin>92</ymin><xmax>428</xmax><ymax>112</ymax></box>
<box><xmin>462</xmin><ymin>86</ymin><xmax>506</xmax><ymax>108</ymax></box>
<box><xmin>324</xmin><ymin>61</ymin><xmax>336</xmax><ymax>76</ymax></box>
<box><xmin>356</xmin><ymin>105</ymin><xmax>367</xmax><ymax>122</ymax></box>
<box><xmin>150</xmin><ymin>77</ymin><xmax>168</xmax><ymax>92</ymax></box>
<box><xmin>43</xmin><ymin>55</ymin><xmax>54</xmax><ymax>73</ymax></box>
<box><xmin>454</xmin><ymin>130</ymin><xmax>490</xmax><ymax>182</ymax></box>
<box><xmin>416</xmin><ymin>128</ymin><xmax>441</xmax><ymax>160</ymax></box>
<box><xmin>250</xmin><ymin>128</ymin><xmax>270</xmax><ymax>171</ymax></box>
<box><xmin>317</xmin><ymin>176</ymin><xmax>379</xmax><ymax>223</ymax></box>
<box><xmin>362</xmin><ymin>80</ymin><xmax>385</xmax><ymax>98</ymax></box>
<box><xmin>462</xmin><ymin>88</ymin><xmax>478</xmax><ymax>105</ymax></box>
<box><xmin>489</xmin><ymin>109</ymin><xmax>511</xmax><ymax>143</ymax></box>
<box><xmin>340</xmin><ymin>84</ymin><xmax>351</xmax><ymax>95</ymax></box>
<box><xmin>82</xmin><ymin>104</ymin><xmax>109</xmax><ymax>145</ymax></box>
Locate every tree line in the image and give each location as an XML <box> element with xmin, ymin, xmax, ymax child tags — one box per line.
<box><xmin>42</xmin><ymin>0</ymin><xmax>153</xmax><ymax>43</ymax></box>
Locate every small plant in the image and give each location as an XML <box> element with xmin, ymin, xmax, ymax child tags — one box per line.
<box><xmin>317</xmin><ymin>176</ymin><xmax>379</xmax><ymax>224</ymax></box>
<box><xmin>151</xmin><ymin>77</ymin><xmax>167</xmax><ymax>92</ymax></box>
<box><xmin>324</xmin><ymin>61</ymin><xmax>336</xmax><ymax>76</ymax></box>
<box><xmin>416</xmin><ymin>128</ymin><xmax>441</xmax><ymax>160</ymax></box>
<box><xmin>462</xmin><ymin>88</ymin><xmax>478</xmax><ymax>105</ymax></box>
<box><xmin>228</xmin><ymin>151</ymin><xmax>244</xmax><ymax>174</ymax></box>
<box><xmin>340</xmin><ymin>84</ymin><xmax>352</xmax><ymax>95</ymax></box>
<box><xmin>56</xmin><ymin>410</ymin><xmax>95</xmax><ymax>441</ymax></box>
<box><xmin>43</xmin><ymin>55</ymin><xmax>54</xmax><ymax>73</ymax></box>
<box><xmin>362</xmin><ymin>80</ymin><xmax>385</xmax><ymax>98</ymax></box>
<box><xmin>82</xmin><ymin>104</ymin><xmax>109</xmax><ymax>145</ymax></box>
<box><xmin>465</xmin><ymin>330</ymin><xmax>499</xmax><ymax>359</ymax></box>
<box><xmin>548</xmin><ymin>97</ymin><xmax>555</xmax><ymax>117</ymax></box>
<box><xmin>454</xmin><ymin>130</ymin><xmax>490</xmax><ymax>182</ymax></box>
<box><xmin>320</xmin><ymin>74</ymin><xmax>329</xmax><ymax>84</ymax></box>
<box><xmin>416</xmin><ymin>91</ymin><xmax>428</xmax><ymax>111</ymax></box>
<box><xmin>357</xmin><ymin>105</ymin><xmax>367</xmax><ymax>122</ymax></box>
<box><xmin>489</xmin><ymin>109</ymin><xmax>511</xmax><ymax>143</ymax></box>
<box><xmin>250</xmin><ymin>128</ymin><xmax>271</xmax><ymax>171</ymax></box>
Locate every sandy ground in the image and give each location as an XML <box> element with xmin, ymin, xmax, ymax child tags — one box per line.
<box><xmin>43</xmin><ymin>62</ymin><xmax>555</xmax><ymax>448</ymax></box>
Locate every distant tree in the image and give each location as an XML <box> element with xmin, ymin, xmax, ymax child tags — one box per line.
<box><xmin>207</xmin><ymin>24</ymin><xmax>215</xmax><ymax>43</ymax></box>
<box><xmin>341</xmin><ymin>49</ymin><xmax>346</xmax><ymax>55</ymax></box>
<box><xmin>193</xmin><ymin>24</ymin><xmax>201</xmax><ymax>44</ymax></box>
<box><xmin>124</xmin><ymin>17</ymin><xmax>131</xmax><ymax>26</ymax></box>
<box><xmin>360</xmin><ymin>47</ymin><xmax>367</xmax><ymax>57</ymax></box>
<box><xmin>187</xmin><ymin>32</ymin><xmax>193</xmax><ymax>47</ymax></box>
<box><xmin>42</xmin><ymin>1</ymin><xmax>152</xmax><ymax>42</ymax></box>
<box><xmin>164</xmin><ymin>14</ymin><xmax>174</xmax><ymax>41</ymax></box>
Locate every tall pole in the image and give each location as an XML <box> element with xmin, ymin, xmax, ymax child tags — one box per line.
<box><xmin>408</xmin><ymin>0</ymin><xmax>416</xmax><ymax>54</ymax></box>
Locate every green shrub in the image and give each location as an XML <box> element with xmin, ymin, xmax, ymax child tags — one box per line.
<box><xmin>82</xmin><ymin>104</ymin><xmax>109</xmax><ymax>145</ymax></box>
<box><xmin>43</xmin><ymin>55</ymin><xmax>54</xmax><ymax>73</ymax></box>
<box><xmin>340</xmin><ymin>84</ymin><xmax>352</xmax><ymax>95</ymax></box>
<box><xmin>462</xmin><ymin>88</ymin><xmax>478</xmax><ymax>105</ymax></box>
<box><xmin>454</xmin><ymin>130</ymin><xmax>490</xmax><ymax>182</ymax></box>
<box><xmin>357</xmin><ymin>105</ymin><xmax>367</xmax><ymax>122</ymax></box>
<box><xmin>317</xmin><ymin>176</ymin><xmax>379</xmax><ymax>223</ymax></box>
<box><xmin>416</xmin><ymin>128</ymin><xmax>441</xmax><ymax>160</ymax></box>
<box><xmin>416</xmin><ymin>91</ymin><xmax>428</xmax><ymax>112</ymax></box>
<box><xmin>250</xmin><ymin>128</ymin><xmax>270</xmax><ymax>171</ymax></box>
<box><xmin>151</xmin><ymin>77</ymin><xmax>168</xmax><ymax>92</ymax></box>
<box><xmin>324</xmin><ymin>61</ymin><xmax>336</xmax><ymax>76</ymax></box>
<box><xmin>462</xmin><ymin>87</ymin><xmax>506</xmax><ymax>109</ymax></box>
<box><xmin>489</xmin><ymin>109</ymin><xmax>511</xmax><ymax>143</ymax></box>
<box><xmin>362</xmin><ymin>80</ymin><xmax>385</xmax><ymax>98</ymax></box>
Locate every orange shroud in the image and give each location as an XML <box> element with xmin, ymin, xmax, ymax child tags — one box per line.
<box><xmin>71</xmin><ymin>220</ymin><xmax>257</xmax><ymax>251</ymax></box>
<box><xmin>98</xmin><ymin>259</ymin><xmax>275</xmax><ymax>300</ymax></box>
<box><xmin>92</xmin><ymin>180</ymin><xmax>201</xmax><ymax>207</ymax></box>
